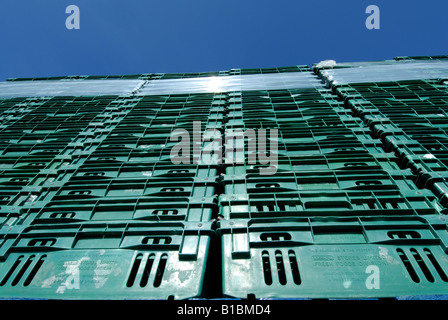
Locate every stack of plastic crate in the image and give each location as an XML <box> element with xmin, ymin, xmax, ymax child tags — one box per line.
<box><xmin>313</xmin><ymin>56</ymin><xmax>448</xmax><ymax>299</ymax></box>
<box><xmin>217</xmin><ymin>63</ymin><xmax>448</xmax><ymax>299</ymax></box>
<box><xmin>1</xmin><ymin>59</ymin><xmax>448</xmax><ymax>301</ymax></box>
<box><xmin>0</xmin><ymin>91</ymin><xmax>221</xmax><ymax>299</ymax></box>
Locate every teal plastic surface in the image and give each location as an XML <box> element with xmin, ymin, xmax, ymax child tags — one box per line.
<box><xmin>217</xmin><ymin>217</ymin><xmax>448</xmax><ymax>299</ymax></box>
<box><xmin>0</xmin><ymin>221</ymin><xmax>214</xmax><ymax>299</ymax></box>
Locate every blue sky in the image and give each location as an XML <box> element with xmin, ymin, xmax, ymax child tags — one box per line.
<box><xmin>0</xmin><ymin>0</ymin><xmax>447</xmax><ymax>81</ymax></box>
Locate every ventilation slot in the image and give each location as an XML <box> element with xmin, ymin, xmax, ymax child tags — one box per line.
<box><xmin>410</xmin><ymin>248</ymin><xmax>434</xmax><ymax>282</ymax></box>
<box><xmin>275</xmin><ymin>251</ymin><xmax>287</xmax><ymax>285</ymax></box>
<box><xmin>11</xmin><ymin>255</ymin><xmax>35</xmax><ymax>286</ymax></box>
<box><xmin>397</xmin><ymin>249</ymin><xmax>419</xmax><ymax>283</ymax></box>
<box><xmin>154</xmin><ymin>254</ymin><xmax>168</xmax><ymax>288</ymax></box>
<box><xmin>0</xmin><ymin>256</ymin><xmax>23</xmax><ymax>286</ymax></box>
<box><xmin>288</xmin><ymin>250</ymin><xmax>301</xmax><ymax>285</ymax></box>
<box><xmin>140</xmin><ymin>254</ymin><xmax>155</xmax><ymax>287</ymax></box>
<box><xmin>127</xmin><ymin>254</ymin><xmax>143</xmax><ymax>287</ymax></box>
<box><xmin>262</xmin><ymin>251</ymin><xmax>272</xmax><ymax>285</ymax></box>
<box><xmin>23</xmin><ymin>255</ymin><xmax>46</xmax><ymax>286</ymax></box>
<box><xmin>424</xmin><ymin>248</ymin><xmax>448</xmax><ymax>282</ymax></box>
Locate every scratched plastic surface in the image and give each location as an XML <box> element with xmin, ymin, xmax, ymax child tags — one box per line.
<box><xmin>320</xmin><ymin>61</ymin><xmax>448</xmax><ymax>86</ymax></box>
<box><xmin>0</xmin><ymin>80</ymin><xmax>145</xmax><ymax>99</ymax></box>
<box><xmin>0</xmin><ymin>222</ymin><xmax>213</xmax><ymax>300</ymax></box>
<box><xmin>137</xmin><ymin>72</ymin><xmax>324</xmax><ymax>95</ymax></box>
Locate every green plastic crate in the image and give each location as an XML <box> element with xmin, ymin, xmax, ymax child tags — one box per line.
<box><xmin>224</xmin><ymin>152</ymin><xmax>401</xmax><ymax>175</ymax></box>
<box><xmin>218</xmin><ymin>189</ymin><xmax>445</xmax><ymax>219</ymax></box>
<box><xmin>222</xmin><ymin>169</ymin><xmax>420</xmax><ymax>194</ymax></box>
<box><xmin>23</xmin><ymin>196</ymin><xmax>218</xmax><ymax>224</ymax></box>
<box><xmin>0</xmin><ymin>221</ymin><xmax>214</xmax><ymax>300</ymax></box>
<box><xmin>217</xmin><ymin>217</ymin><xmax>448</xmax><ymax>299</ymax></box>
<box><xmin>35</xmin><ymin>176</ymin><xmax>218</xmax><ymax>203</ymax></box>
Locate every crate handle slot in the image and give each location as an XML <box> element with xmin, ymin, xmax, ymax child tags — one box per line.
<box><xmin>168</xmin><ymin>170</ymin><xmax>189</xmax><ymax>174</ymax></box>
<box><xmin>28</xmin><ymin>239</ymin><xmax>57</xmax><ymax>247</ymax></box>
<box><xmin>344</xmin><ymin>162</ymin><xmax>368</xmax><ymax>167</ymax></box>
<box><xmin>335</xmin><ymin>148</ymin><xmax>356</xmax><ymax>151</ymax></box>
<box><xmin>255</xmin><ymin>183</ymin><xmax>280</xmax><ymax>188</ymax></box>
<box><xmin>260</xmin><ymin>233</ymin><xmax>292</xmax><ymax>242</ymax></box>
<box><xmin>356</xmin><ymin>180</ymin><xmax>382</xmax><ymax>186</ymax></box>
<box><xmin>84</xmin><ymin>172</ymin><xmax>105</xmax><ymax>176</ymax></box>
<box><xmin>69</xmin><ymin>190</ymin><xmax>91</xmax><ymax>195</ymax></box>
<box><xmin>387</xmin><ymin>231</ymin><xmax>421</xmax><ymax>239</ymax></box>
<box><xmin>152</xmin><ymin>210</ymin><xmax>178</xmax><ymax>216</ymax></box>
<box><xmin>161</xmin><ymin>188</ymin><xmax>184</xmax><ymax>192</ymax></box>
<box><xmin>10</xmin><ymin>178</ymin><xmax>28</xmax><ymax>182</ymax></box>
<box><xmin>262</xmin><ymin>251</ymin><xmax>273</xmax><ymax>286</ymax></box>
<box><xmin>50</xmin><ymin>212</ymin><xmax>76</xmax><ymax>219</ymax></box>
<box><xmin>142</xmin><ymin>236</ymin><xmax>172</xmax><ymax>245</ymax></box>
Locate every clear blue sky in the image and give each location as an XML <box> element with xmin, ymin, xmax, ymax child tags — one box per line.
<box><xmin>0</xmin><ymin>0</ymin><xmax>446</xmax><ymax>81</ymax></box>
